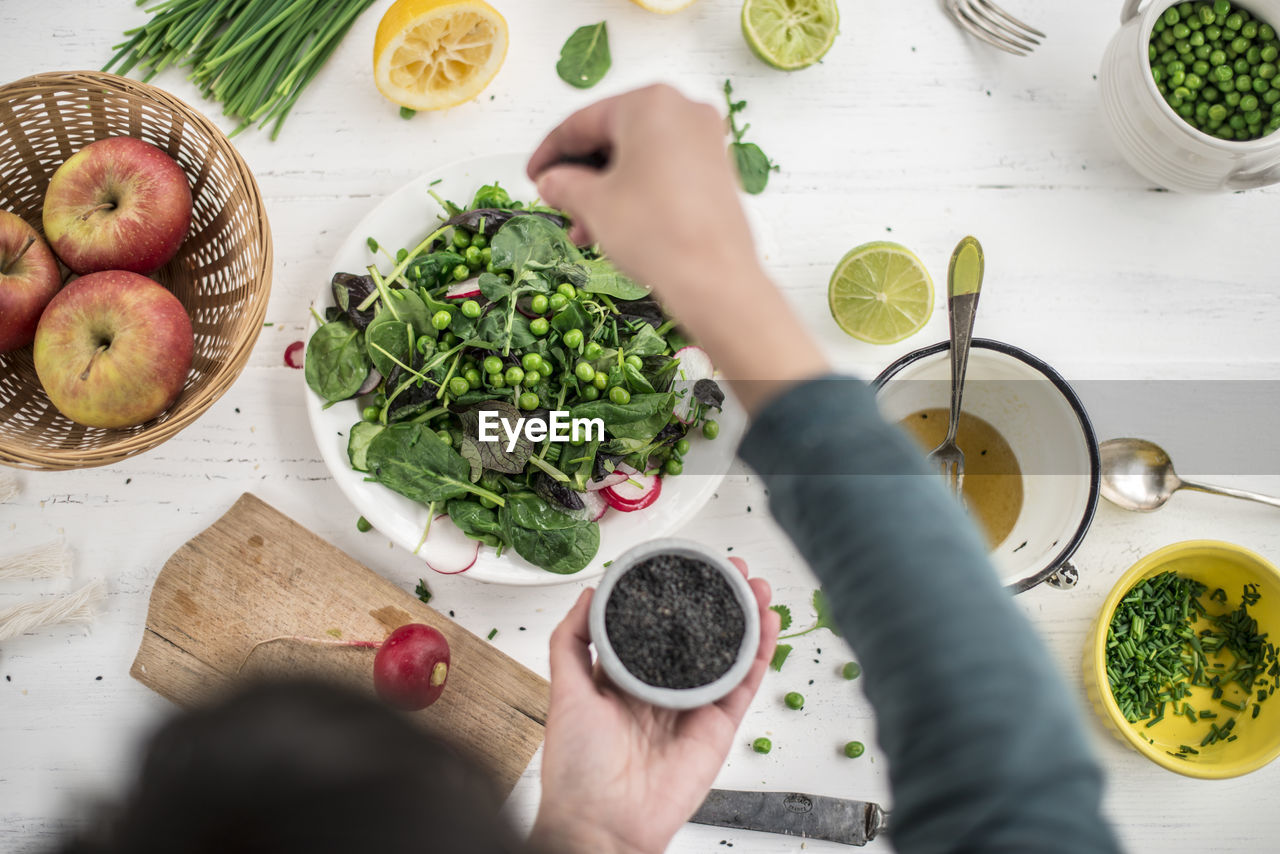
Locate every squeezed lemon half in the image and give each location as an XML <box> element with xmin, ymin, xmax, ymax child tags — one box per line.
<box><xmin>373</xmin><ymin>0</ymin><xmax>508</xmax><ymax>110</ymax></box>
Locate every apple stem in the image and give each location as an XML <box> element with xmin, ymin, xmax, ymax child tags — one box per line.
<box><xmin>79</xmin><ymin>344</ymin><xmax>109</xmax><ymax>382</ymax></box>
<box><xmin>1</xmin><ymin>235</ymin><xmax>35</xmax><ymax>276</ymax></box>
<box><xmin>78</xmin><ymin>202</ymin><xmax>116</xmax><ymax>222</ymax></box>
<box><xmin>236</xmin><ymin>634</ymin><xmax>382</xmax><ymax>675</ymax></box>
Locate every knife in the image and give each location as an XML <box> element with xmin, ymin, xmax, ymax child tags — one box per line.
<box><xmin>691</xmin><ymin>789</ymin><xmax>889</xmax><ymax>846</ymax></box>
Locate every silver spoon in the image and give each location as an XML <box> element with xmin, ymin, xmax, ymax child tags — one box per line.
<box><xmin>928</xmin><ymin>236</ymin><xmax>984</xmax><ymax>496</ymax></box>
<box><xmin>1100</xmin><ymin>438</ymin><xmax>1280</xmax><ymax>512</ymax></box>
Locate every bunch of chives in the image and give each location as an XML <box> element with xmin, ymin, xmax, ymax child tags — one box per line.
<box><xmin>104</xmin><ymin>0</ymin><xmax>376</xmax><ymax>139</ymax></box>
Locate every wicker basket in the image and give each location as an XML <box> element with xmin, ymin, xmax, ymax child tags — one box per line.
<box><xmin>0</xmin><ymin>71</ymin><xmax>272</xmax><ymax>470</ymax></box>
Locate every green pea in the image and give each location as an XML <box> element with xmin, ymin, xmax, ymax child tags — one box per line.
<box><xmin>480</xmin><ymin>246</ymin><xmax>492</xmax><ymax>263</ymax></box>
<box><xmin>530</xmin><ymin>317</ymin><xmax>550</xmax><ymax>337</ymax></box>
<box><xmin>416</xmin><ymin>336</ymin><xmax>433</xmax><ymax>355</ymax></box>
<box><xmin>464</xmin><ymin>368</ymin><xmax>482</xmax><ymax>389</ymax></box>
<box><xmin>1242</xmin><ymin>93</ymin><xmax>1260</xmax><ymax>111</ymax></box>
<box><xmin>464</xmin><ymin>245</ymin><xmax>483</xmax><ymax>267</ymax></box>
<box><xmin>1186</xmin><ymin>73</ymin><xmax>1204</xmax><ymax>89</ymax></box>
<box><xmin>356</xmin><ymin>516</ymin><xmax>372</xmax><ymax>533</ymax></box>
<box><xmin>518</xmin><ymin>391</ymin><xmax>539</xmax><ymax>410</ymax></box>
<box><xmin>625</xmin><ymin>354</ymin><xmax>644</xmax><ymax>370</ymax></box>
<box><xmin>461</xmin><ymin>299</ymin><xmax>482</xmax><ymax>318</ymax></box>
<box><xmin>1227</xmin><ymin>12</ymin><xmax>1244</xmax><ymax>31</ymax></box>
<box><xmin>524</xmin><ymin>370</ymin><xmax>542</xmax><ymax>385</ymax></box>
<box><xmin>522</xmin><ymin>353</ymin><xmax>542</xmax><ymax>372</ymax></box>
<box><xmin>592</xmin><ymin>371</ymin><xmax>609</xmax><ymax>390</ymax></box>
<box><xmin>752</xmin><ymin>737</ymin><xmax>772</xmax><ymax>755</ymax></box>
<box><xmin>675</xmin><ymin>438</ymin><xmax>691</xmax><ymax>455</ymax></box>
<box><xmin>563</xmin><ymin>328</ymin><xmax>584</xmax><ymax>349</ymax></box>
<box><xmin>584</xmin><ymin>341</ymin><xmax>604</xmax><ymax>359</ymax></box>
<box><xmin>453</xmin><ymin>229</ymin><xmax>472</xmax><ymax>250</ymax></box>
<box><xmin>1210</xmin><ymin>102</ymin><xmax>1230</xmax><ymax>121</ymax></box>
<box><xmin>440</xmin><ymin>331</ymin><xmax>458</xmax><ymax>347</ymax></box>
<box><xmin>505</xmin><ymin>366</ymin><xmax>525</xmax><ymax>386</ymax></box>
<box><xmin>664</xmin><ymin>458</ymin><xmax>683</xmax><ymax>476</ymax></box>
<box><xmin>556</xmin><ymin>283</ymin><xmax>577</xmax><ymax>299</ymax></box>
<box><xmin>362</xmin><ymin>405</ymin><xmax>380</xmax><ymax>423</ymax></box>
<box><xmin>436</xmin><ymin>430</ymin><xmax>453</xmax><ymax>446</ymax></box>
<box><xmin>488</xmin><ymin>373</ymin><xmax>505</xmax><ymax>389</ymax></box>
<box><xmin>447</xmin><ymin>376</ymin><xmax>469</xmax><ymax>397</ymax></box>
<box><xmin>1244</xmin><ymin>20</ymin><xmax>1259</xmax><ymax>39</ymax></box>
<box><xmin>784</xmin><ymin>692</ymin><xmax>804</xmax><ymax>710</ymax></box>
<box><xmin>479</xmin><ymin>496</ymin><xmax>497</xmax><ymax>509</ymax></box>
<box><xmin>483</xmin><ymin>355</ymin><xmax>503</xmax><ymax>375</ymax></box>
<box><xmin>1173</xmin><ymin>23</ymin><xmax>1191</xmax><ymax>39</ymax></box>
<box><xmin>842</xmin><ymin>661</ymin><xmax>862</xmax><ymax>680</ymax></box>
<box><xmin>844</xmin><ymin>741</ymin><xmax>865</xmax><ymax>759</ymax></box>
<box><xmin>702</xmin><ymin>420</ymin><xmax>720</xmax><ymax>440</ymax></box>
<box><xmin>470</xmin><ymin>233</ymin><xmax>488</xmax><ymax>250</ymax></box>
<box><xmin>548</xmin><ymin>293</ymin><xmax>568</xmax><ymax>311</ymax></box>
<box><xmin>452</xmin><ymin>264</ymin><xmax>470</xmax><ymax>282</ymax></box>
<box><xmin>431</xmin><ymin>310</ymin><xmax>452</xmax><ymax>331</ymax></box>
<box><xmin>581</xmin><ymin>385</ymin><xmax>600</xmax><ymax>401</ymax></box>
<box><xmin>531</xmin><ymin>294</ymin><xmax>550</xmax><ymax>314</ymax></box>
<box><xmin>608</xmin><ymin>386</ymin><xmax>631</xmax><ymax>405</ymax></box>
<box><xmin>1261</xmin><ymin>62</ymin><xmax>1277</xmax><ymax>79</ymax></box>
<box><xmin>1215</xmin><ymin>1</ymin><xmax>1231</xmax><ymax>17</ymax></box>
<box><xmin>575</xmin><ymin>361</ymin><xmax>597</xmax><ymax>382</ymax></box>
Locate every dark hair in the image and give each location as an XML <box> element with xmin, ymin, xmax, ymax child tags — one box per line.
<box><xmin>57</xmin><ymin>680</ymin><xmax>523</xmax><ymax>854</ymax></box>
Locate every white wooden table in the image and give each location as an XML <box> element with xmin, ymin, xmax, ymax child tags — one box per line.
<box><xmin>4</xmin><ymin>1</ymin><xmax>1280</xmax><ymax>851</ymax></box>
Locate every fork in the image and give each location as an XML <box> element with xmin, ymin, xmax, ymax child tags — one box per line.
<box><xmin>943</xmin><ymin>0</ymin><xmax>1046</xmax><ymax>56</ymax></box>
<box><xmin>928</xmin><ymin>237</ymin><xmax>984</xmax><ymax>496</ymax></box>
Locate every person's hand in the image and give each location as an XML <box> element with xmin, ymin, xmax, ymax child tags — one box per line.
<box><xmin>527</xmin><ymin>85</ymin><xmax>828</xmax><ymax>414</ymax></box>
<box><xmin>529</xmin><ymin>557</ymin><xmax>780</xmax><ymax>854</ymax></box>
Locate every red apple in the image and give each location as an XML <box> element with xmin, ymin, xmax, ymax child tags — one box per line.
<box><xmin>33</xmin><ymin>271</ymin><xmax>193</xmax><ymax>428</ymax></box>
<box><xmin>42</xmin><ymin>138</ymin><xmax>192</xmax><ymax>275</ymax></box>
<box><xmin>0</xmin><ymin>210</ymin><xmax>62</xmax><ymax>352</ymax></box>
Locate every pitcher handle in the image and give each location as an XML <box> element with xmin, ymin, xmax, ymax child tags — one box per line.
<box><xmin>1226</xmin><ymin>162</ymin><xmax>1280</xmax><ymax>191</ymax></box>
<box><xmin>1046</xmin><ymin>561</ymin><xmax>1079</xmax><ymax>590</ymax></box>
<box><xmin>1122</xmin><ymin>0</ymin><xmax>1148</xmax><ymax>24</ymax></box>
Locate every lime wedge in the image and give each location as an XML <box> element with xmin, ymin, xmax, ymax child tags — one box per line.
<box><xmin>741</xmin><ymin>0</ymin><xmax>839</xmax><ymax>71</ymax></box>
<box><xmin>828</xmin><ymin>242</ymin><xmax>935</xmax><ymax>345</ymax></box>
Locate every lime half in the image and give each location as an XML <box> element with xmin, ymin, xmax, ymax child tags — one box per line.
<box><xmin>828</xmin><ymin>242</ymin><xmax>935</xmax><ymax>345</ymax></box>
<box><xmin>742</xmin><ymin>0</ymin><xmax>839</xmax><ymax>71</ymax></box>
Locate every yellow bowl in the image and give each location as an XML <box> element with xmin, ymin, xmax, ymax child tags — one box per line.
<box><xmin>1085</xmin><ymin>540</ymin><xmax>1280</xmax><ymax>779</ymax></box>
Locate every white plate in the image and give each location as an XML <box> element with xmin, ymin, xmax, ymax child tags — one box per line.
<box><xmin>305</xmin><ymin>153</ymin><xmax>746</xmax><ymax>586</ymax></box>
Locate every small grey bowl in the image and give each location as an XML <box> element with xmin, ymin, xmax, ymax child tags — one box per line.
<box><xmin>588</xmin><ymin>538</ymin><xmax>760</xmax><ymax>711</ymax></box>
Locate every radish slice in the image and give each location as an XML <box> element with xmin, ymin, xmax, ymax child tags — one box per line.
<box><xmin>446</xmin><ymin>281</ymin><xmax>481</xmax><ymax>300</ymax></box>
<box><xmin>284</xmin><ymin>341</ymin><xmax>305</xmax><ymax>369</ymax></box>
<box><xmin>602</xmin><ymin>471</ymin><xmax>662</xmax><ymax>512</ymax></box>
<box><xmin>585</xmin><ymin>470</ymin><xmax>628</xmax><ymax>492</ymax></box>
<box><xmin>421</xmin><ymin>514</ymin><xmax>479</xmax><ymax>574</ymax></box>
<box><xmin>672</xmin><ymin>346</ymin><xmax>714</xmax><ymax>424</ymax></box>
<box><xmin>356</xmin><ymin>368</ymin><xmax>383</xmax><ymax>396</ymax></box>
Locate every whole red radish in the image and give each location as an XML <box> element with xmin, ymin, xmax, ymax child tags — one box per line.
<box><xmin>0</xmin><ymin>211</ymin><xmax>62</xmax><ymax>352</ymax></box>
<box><xmin>374</xmin><ymin>623</ymin><xmax>451</xmax><ymax>711</ymax></box>
<box><xmin>42</xmin><ymin>137</ymin><xmax>192</xmax><ymax>275</ymax></box>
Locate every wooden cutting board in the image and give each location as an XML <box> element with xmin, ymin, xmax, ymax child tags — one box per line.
<box><xmin>131</xmin><ymin>492</ymin><xmax>549</xmax><ymax>797</ymax></box>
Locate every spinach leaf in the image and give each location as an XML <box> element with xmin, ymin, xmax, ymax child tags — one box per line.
<box><xmin>556</xmin><ymin>21</ymin><xmax>611</xmax><ymax>89</ymax></box>
<box><xmin>380</xmin><ymin>288</ymin><xmax>432</xmax><ymax>335</ymax></box>
<box><xmin>571</xmin><ymin>392</ymin><xmax>675</xmax><ymax>443</ymax></box>
<box><xmin>503</xmin><ymin>492</ymin><xmax>583</xmax><ymax>530</ymax></box>
<box><xmin>457</xmin><ymin>400</ymin><xmax>533</xmax><ymax>475</ymax></box>
<box><xmin>580</xmin><ymin>258</ymin><xmax>649</xmax><ymax>300</ymax></box>
<box><xmin>365</xmin><ymin>317</ymin><xmax>414</xmax><ymax>378</ymax></box>
<box><xmin>367</xmin><ymin>423</ymin><xmax>500</xmax><ymax>505</ymax></box>
<box><xmin>441</xmin><ymin>208</ymin><xmax>568</xmax><ymax>238</ymax></box>
<box><xmin>624</xmin><ymin>323</ymin><xmax>667</xmax><ymax>356</ymax></box>
<box><xmin>331</xmin><ymin>273</ymin><xmax>378</xmax><ymax>330</ymax></box>
<box><xmin>445</xmin><ymin>498</ymin><xmax>503</xmax><ymax>547</ymax></box>
<box><xmin>623</xmin><ymin>363</ymin><xmax>655</xmax><ymax>394</ymax></box>
<box><xmin>731</xmin><ymin>141</ymin><xmax>778</xmax><ymax>195</ymax></box>
<box><xmin>305</xmin><ymin>319</ymin><xmax>369</xmax><ymax>403</ymax></box>
<box><xmin>490</xmin><ymin>216</ymin><xmax>581</xmax><ymax>279</ymax></box>
<box><xmin>510</xmin><ymin>522</ymin><xmax>599</xmax><ymax>574</ymax></box>
<box><xmin>347</xmin><ymin>421</ymin><xmax>384</xmax><ymax>472</ymax></box>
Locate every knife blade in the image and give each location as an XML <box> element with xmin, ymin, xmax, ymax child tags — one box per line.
<box><xmin>691</xmin><ymin>789</ymin><xmax>889</xmax><ymax>846</ymax></box>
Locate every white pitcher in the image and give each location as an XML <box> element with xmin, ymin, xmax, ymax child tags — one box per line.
<box><xmin>1100</xmin><ymin>0</ymin><xmax>1280</xmax><ymax>192</ymax></box>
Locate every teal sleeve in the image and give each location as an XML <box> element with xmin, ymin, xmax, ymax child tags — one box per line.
<box><xmin>737</xmin><ymin>376</ymin><xmax>1121</xmax><ymax>854</ymax></box>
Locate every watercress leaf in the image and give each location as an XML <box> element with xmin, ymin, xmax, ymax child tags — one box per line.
<box><xmin>624</xmin><ymin>323</ymin><xmax>667</xmax><ymax>356</ymax></box>
<box><xmin>457</xmin><ymin>400</ymin><xmax>533</xmax><ymax>475</ymax></box>
<box><xmin>458</xmin><ymin>435</ymin><xmax>483</xmax><ymax>482</ymax></box>
<box><xmin>365</xmin><ymin>318</ymin><xmax>414</xmax><ymax>378</ymax></box>
<box><xmin>556</xmin><ymin>21</ymin><xmax>611</xmax><ymax>89</ymax></box>
<box><xmin>769</xmin><ymin>643</ymin><xmax>793</xmax><ymax>672</ymax></box>
<box><xmin>477</xmin><ymin>309</ymin><xmax>536</xmax><ymax>350</ymax></box>
<box><xmin>693</xmin><ymin>378</ymin><xmax>725</xmax><ymax>409</ymax></box>
<box><xmin>571</xmin><ymin>392</ymin><xmax>675</xmax><ymax>442</ymax></box>
<box><xmin>305</xmin><ymin>319</ymin><xmax>369</xmax><ymax>403</ymax></box>
<box><xmin>580</xmin><ymin>258</ymin><xmax>649</xmax><ymax>300</ymax></box>
<box><xmin>331</xmin><ymin>273</ymin><xmax>378</xmax><ymax>330</ymax></box>
<box><xmin>730</xmin><ymin>141</ymin><xmax>778</xmax><ymax>195</ymax></box>
<box><xmin>445</xmin><ymin>498</ymin><xmax>503</xmax><ymax>547</ymax></box>
<box><xmin>470</xmin><ymin>182</ymin><xmax>515</xmax><ymax>210</ymax></box>
<box><xmin>478</xmin><ymin>271</ymin><xmax>512</xmax><ymax>303</ymax></box>
<box><xmin>550</xmin><ymin>299</ymin><xmax>590</xmax><ymax>335</ymax></box>
<box><xmin>347</xmin><ymin>421</ymin><xmax>384</xmax><ymax>473</ymax></box>
<box><xmin>366</xmin><ymin>422</ymin><xmax>476</xmax><ymax>504</ymax></box>
<box><xmin>813</xmin><ymin>588</ymin><xmax>840</xmax><ymax>635</ymax></box>
<box><xmin>770</xmin><ymin>604</ymin><xmax>793</xmax><ymax>632</ymax></box>
<box><xmin>508</xmin><ymin>520</ymin><xmax>600</xmax><ymax>574</ymax></box>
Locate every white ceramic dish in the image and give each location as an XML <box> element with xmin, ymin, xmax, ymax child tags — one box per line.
<box><xmin>305</xmin><ymin>153</ymin><xmax>745</xmax><ymax>586</ymax></box>
<box><xmin>588</xmin><ymin>538</ymin><xmax>760</xmax><ymax>710</ymax></box>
